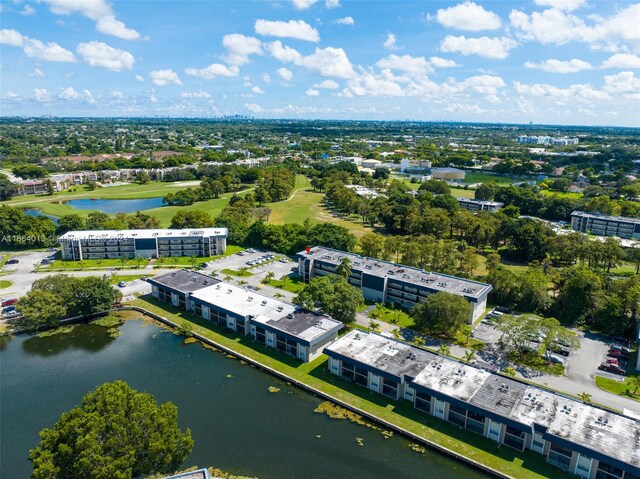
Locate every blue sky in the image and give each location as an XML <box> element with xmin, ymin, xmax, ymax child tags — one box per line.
<box><xmin>1</xmin><ymin>0</ymin><xmax>639</xmax><ymax>125</ymax></box>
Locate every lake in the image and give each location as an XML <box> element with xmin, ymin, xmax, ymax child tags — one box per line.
<box><xmin>0</xmin><ymin>321</ymin><xmax>489</xmax><ymax>479</ymax></box>
<box><xmin>24</xmin><ymin>208</ymin><xmax>59</xmax><ymax>224</ymax></box>
<box><xmin>64</xmin><ymin>197</ymin><xmax>165</xmax><ymax>214</ymax></box>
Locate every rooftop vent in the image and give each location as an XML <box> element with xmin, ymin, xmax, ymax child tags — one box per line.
<box><xmin>261</xmin><ymin>300</ymin><xmax>267</xmax><ymax>306</ymax></box>
<box><xmin>388</xmin><ymin>270</ymin><xmax>395</xmax><ymax>275</ymax></box>
<box><xmin>354</xmin><ymin>333</ymin><xmax>361</xmax><ymax>340</ymax></box>
<box><xmin>203</xmin><ymin>279</ymin><xmax>209</xmax><ymax>285</ymax></box>
<box><xmin>562</xmin><ymin>404</ymin><xmax>572</xmax><ymax>414</ymax></box>
<box><xmin>287</xmin><ymin>314</ymin><xmax>293</xmax><ymax>319</ymax></box>
<box><xmin>171</xmin><ymin>272</ymin><xmax>177</xmax><ymax>277</ymax></box>
<box><xmin>192</xmin><ymin>277</ymin><xmax>197</xmax><ymax>282</ymax></box>
<box><xmin>216</xmin><ymin>284</ymin><xmax>221</xmax><ymax>289</ymax></box>
<box><xmin>248</xmin><ymin>296</ymin><xmax>254</xmax><ymax>302</ymax></box>
<box><xmin>277</xmin><ymin>306</ymin><xmax>284</xmax><ymax>312</ymax></box>
<box><xmin>596</xmin><ymin>416</ymin><xmax>608</xmax><ymax>426</ymax></box>
<box><xmin>499</xmin><ymin>383</ymin><xmax>509</xmax><ymax>393</ymax></box>
<box><xmin>227</xmin><ymin>289</ymin><xmax>232</xmax><ymax>294</ymax></box>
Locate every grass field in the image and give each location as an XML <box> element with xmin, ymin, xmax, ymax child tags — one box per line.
<box><xmin>129</xmin><ymin>297</ymin><xmax>570</xmax><ymax>479</ymax></box>
<box><xmin>595</xmin><ymin>375</ymin><xmax>640</xmax><ymax>402</ymax></box>
<box><xmin>221</xmin><ymin>268</ymin><xmax>253</xmax><ymax>277</ymax></box>
<box><xmin>539</xmin><ymin>190</ymin><xmax>584</xmax><ymax>200</ymax></box>
<box><xmin>0</xmin><ymin>280</ymin><xmax>12</xmax><ymax>289</ymax></box>
<box><xmin>265</xmin><ymin>276</ymin><xmax>306</xmax><ymax>293</ymax></box>
<box><xmin>462</xmin><ymin>171</ymin><xmax>522</xmax><ymax>185</ymax></box>
<box><xmin>109</xmin><ymin>274</ymin><xmax>153</xmax><ymax>285</ymax></box>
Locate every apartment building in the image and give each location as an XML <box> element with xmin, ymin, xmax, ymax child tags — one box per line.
<box><xmin>456</xmin><ymin>197</ymin><xmax>504</xmax><ymax>213</ymax></box>
<box><xmin>296</xmin><ymin>246</ymin><xmax>492</xmax><ymax>323</ymax></box>
<box><xmin>148</xmin><ymin>270</ymin><xmax>342</xmax><ymax>363</ymax></box>
<box><xmin>571</xmin><ymin>211</ymin><xmax>640</xmax><ymax>240</ymax></box>
<box><xmin>58</xmin><ymin>228</ymin><xmax>227</xmax><ymax>260</ymax></box>
<box><xmin>325</xmin><ymin>330</ymin><xmax>640</xmax><ymax>479</ymax></box>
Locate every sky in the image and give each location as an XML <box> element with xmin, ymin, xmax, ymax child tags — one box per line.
<box><xmin>1</xmin><ymin>0</ymin><xmax>639</xmax><ymax>126</ymax></box>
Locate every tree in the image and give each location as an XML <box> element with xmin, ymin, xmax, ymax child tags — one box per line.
<box><xmin>170</xmin><ymin>210</ymin><xmax>214</xmax><ymax>229</ymax></box>
<box><xmin>461</xmin><ymin>325</ymin><xmax>473</xmax><ymax>345</ymax></box>
<box><xmin>368</xmin><ymin>319</ymin><xmax>380</xmax><ymax>332</ymax></box>
<box><xmin>464</xmin><ymin>351</ymin><xmax>476</xmax><ymax>364</ymax></box>
<box><xmin>335</xmin><ymin>257</ymin><xmax>352</xmax><ymax>279</ymax></box>
<box><xmin>295</xmin><ymin>275</ymin><xmax>363</xmax><ymax>324</ymax></box>
<box><xmin>56</xmin><ymin>214</ymin><xmax>86</xmax><ymax>235</ymax></box>
<box><xmin>627</xmin><ymin>375</ymin><xmax>640</xmax><ymax>395</ymax></box>
<box><xmin>15</xmin><ymin>290</ymin><xmax>66</xmax><ymax>331</ymax></box>
<box><xmin>437</xmin><ymin>343</ymin><xmax>451</xmax><ymax>356</ymax></box>
<box><xmin>29</xmin><ymin>380</ymin><xmax>194</xmax><ymax>479</ymax></box>
<box><xmin>136</xmin><ymin>171</ymin><xmax>150</xmax><ymax>184</ymax></box>
<box><xmin>359</xmin><ymin>233</ymin><xmax>384</xmax><ymax>258</ymax></box>
<box><xmin>411</xmin><ymin>292</ymin><xmax>471</xmax><ymax>337</ymax></box>
<box><xmin>419</xmin><ymin>179</ymin><xmax>449</xmax><ymax>195</ymax></box>
<box><xmin>577</xmin><ymin>392</ymin><xmax>592</xmax><ymax>402</ymax></box>
<box><xmin>474</xmin><ymin>183</ymin><xmax>496</xmax><ymax>201</ymax></box>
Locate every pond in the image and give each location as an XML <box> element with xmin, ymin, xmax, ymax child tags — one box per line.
<box><xmin>63</xmin><ymin>197</ymin><xmax>165</xmax><ymax>214</ymax></box>
<box><xmin>0</xmin><ymin>321</ymin><xmax>490</xmax><ymax>479</ymax></box>
<box><xmin>23</xmin><ymin>208</ymin><xmax>59</xmax><ymax>224</ymax></box>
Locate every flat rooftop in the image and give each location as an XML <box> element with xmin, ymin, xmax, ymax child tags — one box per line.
<box><xmin>299</xmin><ymin>246</ymin><xmax>492</xmax><ymax>299</ymax></box>
<box><xmin>58</xmin><ymin>228</ymin><xmax>228</xmax><ymax>241</ymax></box>
<box><xmin>191</xmin><ymin>282</ymin><xmax>296</xmax><ymax>319</ymax></box>
<box><xmin>252</xmin><ymin>309</ymin><xmax>342</xmax><ymax>345</ymax></box>
<box><xmin>324</xmin><ymin>330</ymin><xmax>436</xmax><ymax>381</ymax></box>
<box><xmin>571</xmin><ymin>211</ymin><xmax>640</xmax><ymax>225</ymax></box>
<box><xmin>456</xmin><ymin>197</ymin><xmax>504</xmax><ymax>207</ymax></box>
<box><xmin>149</xmin><ymin>269</ymin><xmax>219</xmax><ymax>294</ymax></box>
<box><xmin>327</xmin><ymin>331</ymin><xmax>640</xmax><ymax>470</ymax></box>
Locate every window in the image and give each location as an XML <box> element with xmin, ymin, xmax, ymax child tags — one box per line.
<box><xmin>448</xmin><ymin>404</ymin><xmax>466</xmax><ymax>427</ymax></box>
<box><xmin>465</xmin><ymin>410</ymin><xmax>485</xmax><ymax>435</ymax></box>
<box><xmin>595</xmin><ymin>462</ymin><xmax>624</xmax><ymax>479</ymax></box>
<box><xmin>547</xmin><ymin>442</ymin><xmax>572</xmax><ymax>471</ymax></box>
<box><xmin>503</xmin><ymin>426</ymin><xmax>526</xmax><ymax>451</ymax></box>
<box><xmin>381</xmin><ymin>379</ymin><xmax>398</xmax><ymax>399</ymax></box>
<box><xmin>415</xmin><ymin>391</ymin><xmax>431</xmax><ymax>412</ymax></box>
<box><xmin>255</xmin><ymin>326</ymin><xmax>266</xmax><ymax>344</ymax></box>
<box><xmin>341</xmin><ymin>362</ymin><xmax>368</xmax><ymax>386</ymax></box>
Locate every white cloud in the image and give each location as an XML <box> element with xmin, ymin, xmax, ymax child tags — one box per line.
<box><xmin>440</xmin><ymin>35</ymin><xmax>517</xmax><ymax>59</ymax></box>
<box><xmin>42</xmin><ymin>0</ymin><xmax>140</xmax><ymax>40</ymax></box>
<box><xmin>222</xmin><ymin>34</ymin><xmax>262</xmax><ymax>65</ymax></box>
<box><xmin>264</xmin><ymin>41</ymin><xmax>303</xmax><ymax>63</ymax></box>
<box><xmin>335</xmin><ymin>16</ymin><xmax>354</xmax><ymax>26</ymax></box>
<box><xmin>277</xmin><ymin>67</ymin><xmax>294</xmax><ymax>81</ymax></box>
<box><xmin>313</xmin><ymin>79</ymin><xmax>339</xmax><ymax>89</ymax></box>
<box><xmin>1</xmin><ymin>29</ymin><xmax>76</xmax><ymax>62</ymax></box>
<box><xmin>443</xmin><ymin>74</ymin><xmax>506</xmax><ymax>95</ymax></box>
<box><xmin>255</xmin><ymin>19</ymin><xmax>319</xmax><ymax>42</ymax></box>
<box><xmin>20</xmin><ymin>5</ymin><xmax>35</xmax><ymax>15</ymax></box>
<box><xmin>149</xmin><ymin>69</ymin><xmax>182</xmax><ymax>86</ymax></box>
<box><xmin>0</xmin><ymin>29</ymin><xmax>23</xmax><ymax>47</ymax></box>
<box><xmin>510</xmin><ymin>4</ymin><xmax>640</xmax><ymax>50</ymax></box>
<box><xmin>58</xmin><ymin>87</ymin><xmax>95</xmax><ymax>103</ymax></box>
<box><xmin>435</xmin><ymin>1</ymin><xmax>501</xmax><ymax>31</ymax></box>
<box><xmin>263</xmin><ymin>73</ymin><xmax>271</xmax><ymax>83</ymax></box>
<box><xmin>2</xmin><ymin>91</ymin><xmax>20</xmax><ymax>100</ymax></box>
<box><xmin>150</xmin><ymin>93</ymin><xmax>158</xmax><ymax>103</ymax></box>
<box><xmin>514</xmin><ymin>81</ymin><xmax>610</xmax><ymax>103</ymax></box>
<box><xmin>245</xmin><ymin>103</ymin><xmax>263</xmax><ymax>112</ymax></box>
<box><xmin>326</xmin><ymin>0</ymin><xmax>340</xmax><ymax>9</ymax></box>
<box><xmin>602</xmin><ymin>54</ymin><xmax>640</xmax><ymax>70</ymax></box>
<box><xmin>77</xmin><ymin>41</ymin><xmax>134</xmax><ymax>71</ymax></box>
<box><xmin>291</xmin><ymin>0</ymin><xmax>318</xmax><ymax>9</ymax></box>
<box><xmin>305</xmin><ymin>88</ymin><xmax>320</xmax><ymax>96</ymax></box>
<box><xmin>344</xmin><ymin>70</ymin><xmax>408</xmax><ymax>97</ymax></box>
<box><xmin>180</xmin><ymin>90</ymin><xmax>212</xmax><ymax>98</ymax></box>
<box><xmin>375</xmin><ymin>54</ymin><xmax>432</xmax><ymax>76</ymax></box>
<box><xmin>30</xmin><ymin>68</ymin><xmax>45</xmax><ymax>77</ymax></box>
<box><xmin>34</xmin><ymin>88</ymin><xmax>50</xmax><ymax>102</ymax></box>
<box><xmin>252</xmin><ymin>86</ymin><xmax>265</xmax><ymax>94</ymax></box>
<box><xmin>184</xmin><ymin>63</ymin><xmax>239</xmax><ymax>79</ymax></box>
<box><xmin>135</xmin><ymin>74</ymin><xmax>145</xmax><ymax>81</ymax></box>
<box><xmin>429</xmin><ymin>56</ymin><xmax>460</xmax><ymax>68</ymax></box>
<box><xmin>534</xmin><ymin>0</ymin><xmax>586</xmax><ymax>11</ymax></box>
<box><xmin>383</xmin><ymin>33</ymin><xmax>398</xmax><ymax>50</ymax></box>
<box><xmin>603</xmin><ymin>71</ymin><xmax>640</xmax><ymax>94</ymax></box>
<box><xmin>299</xmin><ymin>46</ymin><xmax>355</xmax><ymax>78</ymax></box>
<box><xmin>110</xmin><ymin>90</ymin><xmax>125</xmax><ymax>99</ymax></box>
<box><xmin>524</xmin><ymin>58</ymin><xmax>592</xmax><ymax>73</ymax></box>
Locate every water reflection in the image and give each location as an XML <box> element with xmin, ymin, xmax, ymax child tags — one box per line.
<box><xmin>22</xmin><ymin>324</ymin><xmax>115</xmax><ymax>356</ymax></box>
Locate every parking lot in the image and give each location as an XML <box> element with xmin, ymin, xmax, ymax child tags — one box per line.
<box><xmin>202</xmin><ymin>248</ymin><xmax>295</xmax><ymax>284</ymax></box>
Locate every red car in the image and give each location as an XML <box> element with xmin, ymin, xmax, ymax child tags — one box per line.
<box><xmin>1</xmin><ymin>298</ymin><xmax>17</xmax><ymax>307</ymax></box>
<box><xmin>599</xmin><ymin>363</ymin><xmax>626</xmax><ymax>375</ymax></box>
<box><xmin>608</xmin><ymin>349</ymin><xmax>629</xmax><ymax>359</ymax></box>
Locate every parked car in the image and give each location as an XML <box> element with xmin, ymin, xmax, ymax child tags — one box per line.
<box><xmin>1</xmin><ymin>298</ymin><xmax>18</xmax><ymax>307</ymax></box>
<box><xmin>141</xmin><ymin>276</ymin><xmax>148</xmax><ymax>281</ymax></box>
<box><xmin>598</xmin><ymin>363</ymin><xmax>626</xmax><ymax>375</ymax></box>
<box><xmin>279</xmin><ymin>258</ymin><xmax>288</xmax><ymax>263</ymax></box>
<box><xmin>609</xmin><ymin>344</ymin><xmax>631</xmax><ymax>354</ymax></box>
<box><xmin>118</xmin><ymin>281</ymin><xmax>127</xmax><ymax>287</ymax></box>
<box><xmin>552</xmin><ymin>345</ymin><xmax>571</xmax><ymax>357</ymax></box>
<box><xmin>607</xmin><ymin>349</ymin><xmax>629</xmax><ymax>359</ymax></box>
<box><xmin>544</xmin><ymin>353</ymin><xmax>566</xmax><ymax>366</ymax></box>
<box><xmin>5</xmin><ymin>259</ymin><xmax>19</xmax><ymax>265</ymax></box>
<box><xmin>611</xmin><ymin>336</ymin><xmax>630</xmax><ymax>347</ymax></box>
<box><xmin>199</xmin><ymin>262</ymin><xmax>208</xmax><ymax>268</ymax></box>
<box><xmin>237</xmin><ymin>251</ymin><xmax>245</xmax><ymax>256</ymax></box>
<box><xmin>1</xmin><ymin>306</ymin><xmax>16</xmax><ymax>317</ymax></box>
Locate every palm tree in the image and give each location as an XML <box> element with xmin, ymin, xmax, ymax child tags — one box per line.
<box><xmin>264</xmin><ymin>271</ymin><xmax>275</xmax><ymax>284</ymax></box>
<box><xmin>156</xmin><ymin>256</ymin><xmax>165</xmax><ymax>267</ymax></box>
<box><xmin>238</xmin><ymin>280</ymin><xmax>248</xmax><ymax>287</ymax></box>
<box><xmin>119</xmin><ymin>256</ymin><xmax>127</xmax><ymax>269</ymax></box>
<box><xmin>224</xmin><ymin>275</ymin><xmax>233</xmax><ymax>282</ymax></box>
<box><xmin>413</xmin><ymin>336</ymin><xmax>425</xmax><ymax>348</ymax></box>
<box><xmin>368</xmin><ymin>320</ymin><xmax>380</xmax><ymax>332</ymax></box>
<box><xmin>171</xmin><ymin>256</ymin><xmax>179</xmax><ymax>267</ymax></box>
<box><xmin>438</xmin><ymin>343</ymin><xmax>451</xmax><ymax>356</ymax></box>
<box><xmin>392</xmin><ymin>329</ymin><xmax>401</xmax><ymax>340</ymax></box>
<box><xmin>135</xmin><ymin>255</ymin><xmax>143</xmax><ymax>269</ymax></box>
<box><xmin>78</xmin><ymin>260</ymin><xmax>85</xmax><ymax>270</ymax></box>
<box><xmin>462</xmin><ymin>325</ymin><xmax>473</xmax><ymax>345</ymax></box>
<box><xmin>628</xmin><ymin>375</ymin><xmax>640</xmax><ymax>395</ymax></box>
<box><xmin>336</xmin><ymin>257</ymin><xmax>352</xmax><ymax>279</ymax></box>
<box><xmin>577</xmin><ymin>392</ymin><xmax>592</xmax><ymax>402</ymax></box>
<box><xmin>210</xmin><ymin>270</ymin><xmax>219</xmax><ymax>278</ymax></box>
<box><xmin>274</xmin><ymin>292</ymin><xmax>285</xmax><ymax>299</ymax></box>
<box><xmin>96</xmin><ymin>259</ymin><xmax>103</xmax><ymax>269</ymax></box>
<box><xmin>189</xmin><ymin>255</ymin><xmax>198</xmax><ymax>269</ymax></box>
<box><xmin>464</xmin><ymin>351</ymin><xmax>476</xmax><ymax>364</ymax></box>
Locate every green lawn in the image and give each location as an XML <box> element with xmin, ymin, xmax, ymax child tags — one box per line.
<box><xmin>449</xmin><ymin>187</ymin><xmax>475</xmax><ymax>198</ymax></box>
<box><xmin>221</xmin><ymin>268</ymin><xmax>254</xmax><ymax>277</ymax></box>
<box><xmin>539</xmin><ymin>190</ymin><xmax>584</xmax><ymax>200</ymax></box>
<box><xmin>265</xmin><ymin>276</ymin><xmax>306</xmax><ymax>293</ymax></box>
<box><xmin>155</xmin><ymin>245</ymin><xmax>244</xmax><ymax>268</ymax></box>
<box><xmin>594</xmin><ymin>375</ymin><xmax>640</xmax><ymax>402</ymax></box>
<box><xmin>369</xmin><ymin>305</ymin><xmax>415</xmax><ymax>328</ymax></box>
<box><xmin>463</xmin><ymin>171</ymin><xmax>522</xmax><ymax>185</ymax></box>
<box><xmin>39</xmin><ymin>257</ymin><xmax>150</xmax><ymax>271</ymax></box>
<box><xmin>128</xmin><ymin>297</ymin><xmax>570</xmax><ymax>479</ymax></box>
<box><xmin>0</xmin><ymin>280</ymin><xmax>12</xmax><ymax>289</ymax></box>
